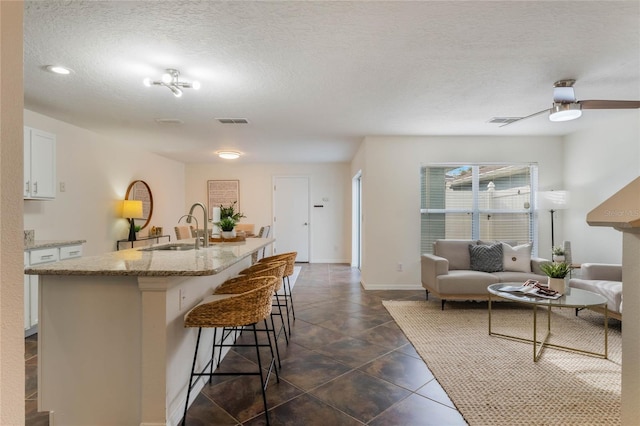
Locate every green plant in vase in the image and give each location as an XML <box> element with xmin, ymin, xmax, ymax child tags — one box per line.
<box><xmin>540</xmin><ymin>261</ymin><xmax>571</xmax><ymax>294</ymax></box>
<box><xmin>217</xmin><ymin>216</ymin><xmax>236</xmax><ymax>232</ymax></box>
<box><xmin>552</xmin><ymin>246</ymin><xmax>566</xmax><ymax>262</ymax></box>
<box><xmin>540</xmin><ymin>261</ymin><xmax>571</xmax><ymax>278</ymax></box>
<box><xmin>219</xmin><ymin>201</ymin><xmax>245</xmax><ymax>222</ymax></box>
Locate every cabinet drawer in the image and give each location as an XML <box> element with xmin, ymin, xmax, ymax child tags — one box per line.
<box><xmin>30</xmin><ymin>248</ymin><xmax>59</xmax><ymax>265</ymax></box>
<box><xmin>60</xmin><ymin>245</ymin><xmax>83</xmax><ymax>260</ymax></box>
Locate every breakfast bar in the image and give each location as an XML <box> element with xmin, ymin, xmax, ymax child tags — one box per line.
<box><xmin>25</xmin><ymin>238</ymin><xmax>273</xmax><ymax>426</ymax></box>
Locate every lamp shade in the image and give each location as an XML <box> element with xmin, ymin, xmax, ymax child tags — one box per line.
<box><xmin>122</xmin><ymin>200</ymin><xmax>144</xmax><ymax>219</ymax></box>
<box><xmin>537</xmin><ymin>190</ymin><xmax>570</xmax><ymax>210</ymax></box>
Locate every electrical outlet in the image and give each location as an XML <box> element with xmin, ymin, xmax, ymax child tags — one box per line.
<box><xmin>396</xmin><ymin>263</ymin><xmax>403</xmax><ymax>272</ymax></box>
<box><xmin>179</xmin><ymin>288</ymin><xmax>187</xmax><ymax>310</ymax></box>
<box><xmin>59</xmin><ymin>182</ymin><xmax>66</xmax><ymax>192</ymax></box>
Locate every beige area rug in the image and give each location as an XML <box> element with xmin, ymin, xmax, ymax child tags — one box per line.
<box><xmin>383</xmin><ymin>300</ymin><xmax>621</xmax><ymax>425</ymax></box>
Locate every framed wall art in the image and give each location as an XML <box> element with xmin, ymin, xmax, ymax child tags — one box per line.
<box><xmin>207</xmin><ymin>180</ymin><xmax>240</xmax><ymax>215</ymax></box>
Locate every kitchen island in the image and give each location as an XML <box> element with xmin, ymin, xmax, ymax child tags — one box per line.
<box><xmin>25</xmin><ymin>237</ymin><xmax>273</xmax><ymax>426</ymax></box>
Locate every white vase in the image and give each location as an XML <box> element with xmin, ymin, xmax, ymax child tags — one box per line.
<box><xmin>553</xmin><ymin>255</ymin><xmax>565</xmax><ymax>263</ymax></box>
<box><xmin>548</xmin><ymin>277</ymin><xmax>566</xmax><ymax>294</ymax></box>
<box><xmin>221</xmin><ymin>229</ymin><xmax>236</xmax><ymax>239</ymax></box>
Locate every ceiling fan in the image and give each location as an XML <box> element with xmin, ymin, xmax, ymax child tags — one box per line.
<box><xmin>501</xmin><ymin>79</ymin><xmax>640</xmax><ymax>127</ymax></box>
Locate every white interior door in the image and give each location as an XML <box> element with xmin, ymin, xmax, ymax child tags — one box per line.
<box><xmin>273</xmin><ymin>176</ymin><xmax>310</xmax><ymax>262</ymax></box>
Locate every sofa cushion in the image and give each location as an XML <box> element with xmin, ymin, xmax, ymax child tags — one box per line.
<box><xmin>434</xmin><ymin>239</ymin><xmax>476</xmax><ymax>270</ymax></box>
<box><xmin>501</xmin><ymin>242</ymin><xmax>532</xmax><ymax>273</ymax></box>
<box><xmin>435</xmin><ymin>270</ymin><xmax>498</xmax><ymax>295</ymax></box>
<box><xmin>469</xmin><ymin>243</ymin><xmax>503</xmax><ymax>273</ymax></box>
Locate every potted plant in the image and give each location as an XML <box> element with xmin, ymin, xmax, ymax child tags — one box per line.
<box><xmin>540</xmin><ymin>261</ymin><xmax>571</xmax><ymax>293</ymax></box>
<box><xmin>552</xmin><ymin>246</ymin><xmax>565</xmax><ymax>263</ymax></box>
<box><xmin>217</xmin><ymin>216</ymin><xmax>237</xmax><ymax>239</ymax></box>
<box><xmin>219</xmin><ymin>201</ymin><xmax>245</xmax><ymax>222</ymax></box>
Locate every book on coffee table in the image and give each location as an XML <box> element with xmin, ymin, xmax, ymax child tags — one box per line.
<box><xmin>499</xmin><ymin>280</ymin><xmax>562</xmax><ymax>300</ymax></box>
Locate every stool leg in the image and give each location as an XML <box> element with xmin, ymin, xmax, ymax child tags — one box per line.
<box><xmin>209</xmin><ymin>327</ymin><xmax>218</xmax><ymax>383</ymax></box>
<box><xmin>267</xmin><ymin>316</ymin><xmax>282</xmax><ymax>368</ymax></box>
<box><xmin>251</xmin><ymin>324</ymin><xmax>271</xmax><ymax>426</ymax></box>
<box><xmin>284</xmin><ymin>276</ymin><xmax>294</xmax><ymax>335</ymax></box>
<box><xmin>273</xmin><ymin>292</ymin><xmax>289</xmax><ymax>345</ymax></box>
<box><xmin>182</xmin><ymin>327</ymin><xmax>202</xmax><ymax>426</ymax></box>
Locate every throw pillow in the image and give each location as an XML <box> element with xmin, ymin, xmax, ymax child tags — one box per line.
<box><xmin>501</xmin><ymin>242</ymin><xmax>532</xmax><ymax>273</ymax></box>
<box><xmin>469</xmin><ymin>243</ymin><xmax>503</xmax><ymax>273</ymax></box>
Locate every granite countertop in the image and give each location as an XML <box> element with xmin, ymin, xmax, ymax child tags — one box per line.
<box><xmin>25</xmin><ymin>239</ymin><xmax>87</xmax><ymax>251</ymax></box>
<box><xmin>25</xmin><ymin>238</ymin><xmax>273</xmax><ymax>277</ymax></box>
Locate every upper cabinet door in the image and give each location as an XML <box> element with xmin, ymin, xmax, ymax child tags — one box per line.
<box><xmin>24</xmin><ymin>127</ymin><xmax>56</xmax><ymax>199</ymax></box>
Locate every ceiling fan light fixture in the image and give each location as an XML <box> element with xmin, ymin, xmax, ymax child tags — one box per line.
<box><xmin>549</xmin><ymin>103</ymin><xmax>582</xmax><ymax>122</ymax></box>
<box><xmin>217</xmin><ymin>151</ymin><xmax>241</xmax><ymax>160</ymax></box>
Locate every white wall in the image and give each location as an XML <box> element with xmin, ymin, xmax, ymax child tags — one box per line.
<box><xmin>24</xmin><ymin>110</ymin><xmax>186</xmax><ymax>256</ymax></box>
<box><xmin>185</xmin><ymin>162</ymin><xmax>351</xmax><ymax>263</ymax></box>
<box><xmin>355</xmin><ymin>135</ymin><xmax>564</xmax><ymax>289</ymax></box>
<box><xmin>0</xmin><ymin>2</ymin><xmax>26</xmax><ymax>423</ymax></box>
<box><xmin>564</xmin><ymin>111</ymin><xmax>640</xmax><ymax>264</ymax></box>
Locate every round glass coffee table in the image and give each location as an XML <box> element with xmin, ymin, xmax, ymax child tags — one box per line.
<box><xmin>487</xmin><ymin>283</ymin><xmax>608</xmax><ymax>362</ymax></box>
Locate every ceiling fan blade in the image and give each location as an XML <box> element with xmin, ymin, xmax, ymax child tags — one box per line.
<box><xmin>499</xmin><ymin>108</ymin><xmax>550</xmax><ymax>127</ymax></box>
<box><xmin>579</xmin><ymin>100</ymin><xmax>640</xmax><ymax>109</ymax></box>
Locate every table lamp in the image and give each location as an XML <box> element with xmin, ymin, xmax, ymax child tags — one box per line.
<box><xmin>122</xmin><ymin>200</ymin><xmax>144</xmax><ymax>241</ymax></box>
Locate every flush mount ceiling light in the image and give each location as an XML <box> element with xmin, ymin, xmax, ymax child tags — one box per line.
<box><xmin>549</xmin><ymin>102</ymin><xmax>582</xmax><ymax>122</ymax></box>
<box><xmin>143</xmin><ymin>68</ymin><xmax>200</xmax><ymax>98</ymax></box>
<box><xmin>217</xmin><ymin>151</ymin><xmax>241</xmax><ymax>160</ymax></box>
<box><xmin>45</xmin><ymin>65</ymin><xmax>73</xmax><ymax>75</ymax></box>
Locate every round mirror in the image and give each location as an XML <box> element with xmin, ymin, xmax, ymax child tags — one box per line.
<box><xmin>125</xmin><ymin>180</ymin><xmax>153</xmax><ymax>230</ymax></box>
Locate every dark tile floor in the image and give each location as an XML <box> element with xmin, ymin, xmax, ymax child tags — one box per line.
<box><xmin>25</xmin><ymin>263</ymin><xmax>467</xmax><ymax>425</ymax></box>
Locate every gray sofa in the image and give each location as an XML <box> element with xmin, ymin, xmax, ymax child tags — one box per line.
<box><xmin>421</xmin><ymin>239</ymin><xmax>549</xmax><ymax>309</ymax></box>
<box><xmin>569</xmin><ymin>263</ymin><xmax>622</xmax><ymax>321</ymax></box>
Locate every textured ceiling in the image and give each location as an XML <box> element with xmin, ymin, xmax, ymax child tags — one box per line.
<box><xmin>23</xmin><ymin>1</ymin><xmax>640</xmax><ymax>164</ymax></box>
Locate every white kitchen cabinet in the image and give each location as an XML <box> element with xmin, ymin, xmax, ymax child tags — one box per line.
<box><xmin>24</xmin><ymin>126</ymin><xmax>56</xmax><ymax>199</ymax></box>
<box><xmin>24</xmin><ymin>243</ymin><xmax>83</xmax><ymax>336</ymax></box>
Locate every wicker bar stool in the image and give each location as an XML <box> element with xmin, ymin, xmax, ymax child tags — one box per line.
<box><xmin>259</xmin><ymin>252</ymin><xmax>297</xmax><ymax>335</ymax></box>
<box><xmin>238</xmin><ymin>261</ymin><xmax>289</xmax><ymax>347</ymax></box>
<box><xmin>214</xmin><ymin>262</ymin><xmax>287</xmax><ymax>370</ymax></box>
<box><xmin>182</xmin><ymin>276</ymin><xmax>279</xmax><ymax>426</ymax></box>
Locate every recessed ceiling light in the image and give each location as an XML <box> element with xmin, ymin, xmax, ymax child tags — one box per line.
<box><xmin>217</xmin><ymin>151</ymin><xmax>241</xmax><ymax>160</ymax></box>
<box><xmin>45</xmin><ymin>65</ymin><xmax>73</xmax><ymax>75</ymax></box>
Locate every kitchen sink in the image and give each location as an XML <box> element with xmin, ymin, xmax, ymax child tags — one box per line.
<box><xmin>140</xmin><ymin>243</ymin><xmax>196</xmax><ymax>251</ymax></box>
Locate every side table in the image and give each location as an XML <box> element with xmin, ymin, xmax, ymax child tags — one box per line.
<box><xmin>116</xmin><ymin>235</ymin><xmax>171</xmax><ymax>250</ymax></box>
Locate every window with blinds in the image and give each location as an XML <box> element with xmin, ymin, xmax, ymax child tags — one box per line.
<box><xmin>420</xmin><ymin>164</ymin><xmax>538</xmax><ymax>255</ymax></box>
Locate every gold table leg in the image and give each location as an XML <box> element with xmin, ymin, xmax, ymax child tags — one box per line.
<box><xmin>488</xmin><ymin>299</ymin><xmax>608</xmax><ymax>361</ymax></box>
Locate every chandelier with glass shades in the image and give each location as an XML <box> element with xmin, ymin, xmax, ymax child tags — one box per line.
<box><xmin>143</xmin><ymin>69</ymin><xmax>200</xmax><ymax>98</ymax></box>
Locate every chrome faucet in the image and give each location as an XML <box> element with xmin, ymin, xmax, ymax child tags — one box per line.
<box><xmin>178</xmin><ymin>214</ymin><xmax>200</xmax><ymax>249</ymax></box>
<box><xmin>187</xmin><ymin>202</ymin><xmax>209</xmax><ymax>248</ymax></box>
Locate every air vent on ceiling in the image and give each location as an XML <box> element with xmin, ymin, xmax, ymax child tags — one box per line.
<box><xmin>155</xmin><ymin>118</ymin><xmax>184</xmax><ymax>125</ymax></box>
<box><xmin>216</xmin><ymin>118</ymin><xmax>249</xmax><ymax>124</ymax></box>
<box><xmin>488</xmin><ymin>117</ymin><xmax>520</xmax><ymax>125</ymax></box>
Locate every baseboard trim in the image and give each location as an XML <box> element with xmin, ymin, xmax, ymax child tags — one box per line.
<box><xmin>361</xmin><ymin>283</ymin><xmax>424</xmax><ymax>291</ymax></box>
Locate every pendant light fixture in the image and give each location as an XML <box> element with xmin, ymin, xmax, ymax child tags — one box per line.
<box><xmin>143</xmin><ymin>69</ymin><xmax>200</xmax><ymax>98</ymax></box>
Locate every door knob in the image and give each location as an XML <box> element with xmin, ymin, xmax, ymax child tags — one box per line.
<box><xmin>304</xmin><ymin>222</ymin><xmax>308</xmax><ymax>226</ymax></box>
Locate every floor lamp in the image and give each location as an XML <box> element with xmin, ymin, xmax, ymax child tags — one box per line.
<box><xmin>537</xmin><ymin>190</ymin><xmax>570</xmax><ymax>253</ymax></box>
